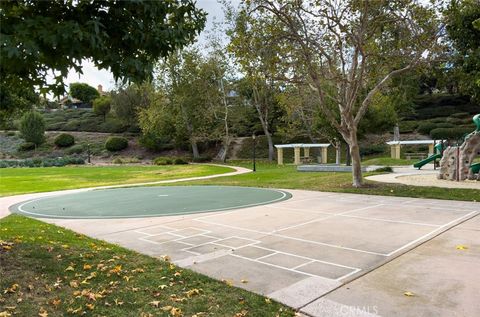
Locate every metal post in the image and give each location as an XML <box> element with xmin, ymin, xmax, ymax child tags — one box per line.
<box><xmin>87</xmin><ymin>143</ymin><xmax>91</xmax><ymax>164</ymax></box>
<box><xmin>252</xmin><ymin>134</ymin><xmax>256</xmax><ymax>172</ymax></box>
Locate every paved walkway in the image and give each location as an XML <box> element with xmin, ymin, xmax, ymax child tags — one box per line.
<box><xmin>0</xmin><ymin>164</ymin><xmax>251</xmax><ymax>219</ymax></box>
<box><xmin>366</xmin><ymin>166</ymin><xmax>480</xmax><ymax>189</ymax></box>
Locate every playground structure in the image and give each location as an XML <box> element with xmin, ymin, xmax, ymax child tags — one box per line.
<box><xmin>438</xmin><ymin>114</ymin><xmax>480</xmax><ymax>181</ymax></box>
<box><xmin>274</xmin><ymin>143</ymin><xmax>331</xmax><ymax>165</ymax></box>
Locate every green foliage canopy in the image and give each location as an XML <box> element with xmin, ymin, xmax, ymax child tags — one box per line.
<box><xmin>444</xmin><ymin>0</ymin><xmax>480</xmax><ymax>101</ymax></box>
<box><xmin>70</xmin><ymin>83</ymin><xmax>100</xmax><ymax>104</ymax></box>
<box><xmin>0</xmin><ymin>0</ymin><xmax>207</xmax><ymax>96</ymax></box>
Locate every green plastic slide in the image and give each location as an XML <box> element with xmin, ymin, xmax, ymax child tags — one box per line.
<box><xmin>413</xmin><ymin>153</ymin><xmax>442</xmax><ymax>169</ymax></box>
<box><xmin>471</xmin><ymin>162</ymin><xmax>480</xmax><ymax>174</ymax></box>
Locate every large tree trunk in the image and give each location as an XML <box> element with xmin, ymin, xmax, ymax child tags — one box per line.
<box><xmin>339</xmin><ymin>124</ymin><xmax>362</xmax><ymax>187</ymax></box>
<box><xmin>254</xmin><ymin>104</ymin><xmax>274</xmax><ymax>161</ymax></box>
<box><xmin>191</xmin><ymin>140</ymin><xmax>200</xmax><ymax>159</ymax></box>
<box><xmin>347</xmin><ymin>130</ymin><xmax>363</xmax><ymax>187</ymax></box>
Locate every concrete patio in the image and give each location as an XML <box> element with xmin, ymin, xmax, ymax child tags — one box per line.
<box><xmin>7</xmin><ymin>188</ymin><xmax>477</xmax><ymax>316</ymax></box>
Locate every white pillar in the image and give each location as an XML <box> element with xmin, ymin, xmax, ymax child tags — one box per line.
<box><xmin>304</xmin><ymin>147</ymin><xmax>310</xmax><ymax>158</ymax></box>
<box><xmin>321</xmin><ymin>147</ymin><xmax>328</xmax><ymax>164</ymax></box>
<box><xmin>277</xmin><ymin>148</ymin><xmax>283</xmax><ymax>165</ymax></box>
<box><xmin>294</xmin><ymin>147</ymin><xmax>301</xmax><ymax>165</ymax></box>
<box><xmin>428</xmin><ymin>144</ymin><xmax>434</xmax><ymax>156</ymax></box>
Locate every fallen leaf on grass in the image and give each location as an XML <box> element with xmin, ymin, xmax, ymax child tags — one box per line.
<box><xmin>221</xmin><ymin>279</ymin><xmax>233</xmax><ymax>287</ymax></box>
<box><xmin>403</xmin><ymin>291</ymin><xmax>415</xmax><ymax>297</ymax></box>
<box><xmin>184</xmin><ymin>288</ymin><xmax>201</xmax><ymax>297</ymax></box>
<box><xmin>241</xmin><ymin>279</ymin><xmax>248</xmax><ymax>284</ymax></box>
<box><xmin>150</xmin><ymin>301</ymin><xmax>161</xmax><ymax>308</ymax></box>
<box><xmin>50</xmin><ymin>299</ymin><xmax>61</xmax><ymax>308</ymax></box>
<box><xmin>3</xmin><ymin>284</ymin><xmax>19</xmax><ymax>294</ymax></box>
<box><xmin>38</xmin><ymin>308</ymin><xmax>48</xmax><ymax>317</ymax></box>
<box><xmin>65</xmin><ymin>266</ymin><xmax>75</xmax><ymax>272</ymax></box>
<box><xmin>170</xmin><ymin>307</ymin><xmax>183</xmax><ymax>316</ymax></box>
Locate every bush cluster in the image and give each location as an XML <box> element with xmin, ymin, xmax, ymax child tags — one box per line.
<box><xmin>191</xmin><ymin>156</ymin><xmax>212</xmax><ymax>163</ymax></box>
<box><xmin>105</xmin><ymin>137</ymin><xmax>128</xmax><ymax>151</ymax></box>
<box><xmin>18</xmin><ymin>142</ymin><xmax>36</xmax><ymax>151</ymax></box>
<box><xmin>430</xmin><ymin>127</ymin><xmax>472</xmax><ymax>140</ymax></box>
<box><xmin>153</xmin><ymin>157</ymin><xmax>188</xmax><ymax>165</ymax></box>
<box><xmin>43</xmin><ymin>109</ymin><xmax>129</xmax><ymax>133</ymax></box>
<box><xmin>359</xmin><ymin>145</ymin><xmax>387</xmax><ymax>157</ymax></box>
<box><xmin>0</xmin><ymin>157</ymin><xmax>85</xmax><ymax>168</ymax></box>
<box><xmin>54</xmin><ymin>133</ymin><xmax>75</xmax><ymax>147</ymax></box>
<box><xmin>417</xmin><ymin>122</ymin><xmax>437</xmax><ymax>135</ymax></box>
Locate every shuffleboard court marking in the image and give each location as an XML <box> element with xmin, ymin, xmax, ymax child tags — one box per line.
<box><xmin>11</xmin><ymin>186</ymin><xmax>291</xmax><ymax>219</ymax></box>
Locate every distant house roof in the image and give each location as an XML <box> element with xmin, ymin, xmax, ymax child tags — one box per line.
<box><xmin>59</xmin><ymin>95</ymin><xmax>82</xmax><ymax>105</ymax></box>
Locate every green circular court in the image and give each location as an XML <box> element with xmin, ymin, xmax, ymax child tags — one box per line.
<box><xmin>10</xmin><ymin>186</ymin><xmax>291</xmax><ymax>219</ymax></box>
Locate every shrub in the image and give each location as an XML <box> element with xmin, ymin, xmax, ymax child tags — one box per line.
<box><xmin>430</xmin><ymin>127</ymin><xmax>472</xmax><ymax>140</ymax></box>
<box><xmin>450</xmin><ymin>112</ymin><xmax>470</xmax><ymax>118</ymax></box>
<box><xmin>417</xmin><ymin>122</ymin><xmax>437</xmax><ymax>135</ymax></box>
<box><xmin>18</xmin><ymin>142</ymin><xmax>36</xmax><ymax>151</ymax></box>
<box><xmin>19</xmin><ymin>111</ymin><xmax>45</xmax><ymax>145</ymax></box>
<box><xmin>105</xmin><ymin>137</ymin><xmax>128</xmax><ymax>151</ymax></box>
<box><xmin>66</xmin><ymin>144</ymin><xmax>84</xmax><ymax>155</ymax></box>
<box><xmin>360</xmin><ymin>145</ymin><xmax>387</xmax><ymax>156</ymax></box>
<box><xmin>375</xmin><ymin>166</ymin><xmax>393</xmax><ymax>173</ymax></box>
<box><xmin>63</xmin><ymin>119</ymin><xmax>81</xmax><ymax>131</ymax></box>
<box><xmin>112</xmin><ymin>157</ymin><xmax>140</xmax><ymax>164</ymax></box>
<box><xmin>0</xmin><ymin>157</ymin><xmax>85</xmax><ymax>168</ymax></box>
<box><xmin>54</xmin><ymin>133</ymin><xmax>75</xmax><ymax>147</ymax></box>
<box><xmin>445</xmin><ymin>117</ymin><xmax>464</xmax><ymax>125</ymax></box>
<box><xmin>140</xmin><ymin>134</ymin><xmax>175</xmax><ymax>152</ymax></box>
<box><xmin>173</xmin><ymin>157</ymin><xmax>188</xmax><ymax>165</ymax></box>
<box><xmin>398</xmin><ymin>121</ymin><xmax>418</xmax><ymax>133</ymax></box>
<box><xmin>6</xmin><ymin>131</ymin><xmax>15</xmax><ymax>136</ymax></box>
<box><xmin>93</xmin><ymin>96</ymin><xmax>111</xmax><ymax>121</ymax></box>
<box><xmin>191</xmin><ymin>156</ymin><xmax>212</xmax><ymax>163</ymax></box>
<box><xmin>154</xmin><ymin>157</ymin><xmax>173</xmax><ymax>165</ymax></box>
<box><xmin>435</xmin><ymin>122</ymin><xmax>455</xmax><ymax>129</ymax></box>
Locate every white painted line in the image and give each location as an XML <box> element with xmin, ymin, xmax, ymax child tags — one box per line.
<box><xmin>252</xmin><ymin>245</ymin><xmax>360</xmax><ymax>271</ymax></box>
<box><xmin>255</xmin><ymin>252</ymin><xmax>278</xmax><ymax>261</ymax></box>
<box><xmin>291</xmin><ymin>260</ymin><xmax>316</xmax><ymax>270</ymax></box>
<box><xmin>138</xmin><ymin>236</ymin><xmax>194</xmax><ymax>247</ymax></box>
<box><xmin>337</xmin><ymin>215</ymin><xmax>441</xmax><ymax>227</ymax></box>
<box><xmin>196</xmin><ymin>218</ymin><xmax>388</xmax><ymax>256</ymax></box>
<box><xmin>231</xmin><ymin>253</ymin><xmax>316</xmax><ymax>278</ymax></box>
<box><xmin>335</xmin><ymin>268</ymin><xmax>362</xmax><ymax>281</ymax></box>
<box><xmin>385</xmin><ymin>210</ymin><xmax>480</xmax><ymax>256</ymax></box>
<box><xmin>273</xmin><ymin>204</ymin><xmax>385</xmax><ymax>233</ymax></box>
<box><xmin>157</xmin><ymin>194</ymin><xmax>169</xmax><ymax>197</ymax></box>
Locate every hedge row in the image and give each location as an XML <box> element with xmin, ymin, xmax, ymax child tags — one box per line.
<box><xmin>153</xmin><ymin>157</ymin><xmax>188</xmax><ymax>165</ymax></box>
<box><xmin>0</xmin><ymin>157</ymin><xmax>85</xmax><ymax>168</ymax></box>
<box><xmin>429</xmin><ymin>127</ymin><xmax>473</xmax><ymax>140</ymax></box>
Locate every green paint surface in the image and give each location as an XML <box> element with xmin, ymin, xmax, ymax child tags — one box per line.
<box><xmin>11</xmin><ymin>186</ymin><xmax>291</xmax><ymax>219</ymax></box>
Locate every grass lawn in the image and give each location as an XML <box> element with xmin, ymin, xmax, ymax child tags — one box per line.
<box><xmin>176</xmin><ymin>161</ymin><xmax>478</xmax><ymax>202</ymax></box>
<box><xmin>0</xmin><ymin>165</ymin><xmax>233</xmax><ymax>197</ymax></box>
<box><xmin>361</xmin><ymin>157</ymin><xmax>418</xmax><ymax>166</ymax></box>
<box><xmin>0</xmin><ymin>215</ymin><xmax>295</xmax><ymax>317</ymax></box>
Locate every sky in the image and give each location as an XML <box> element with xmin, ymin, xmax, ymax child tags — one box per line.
<box><xmin>56</xmin><ymin>0</ymin><xmax>233</xmax><ymax>96</ymax></box>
